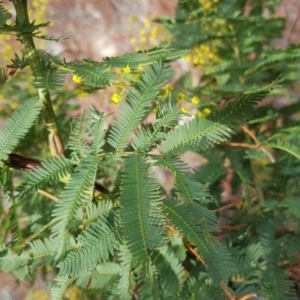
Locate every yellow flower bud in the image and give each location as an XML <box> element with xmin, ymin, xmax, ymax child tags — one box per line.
<box><xmin>203</xmin><ymin>108</ymin><xmax>212</xmax><ymax>116</ymax></box>
<box><xmin>73</xmin><ymin>74</ymin><xmax>83</xmax><ymax>84</ymax></box>
<box><xmin>195</xmin><ymin>111</ymin><xmax>203</xmax><ymax>118</ymax></box>
<box><xmin>177</xmin><ymin>93</ymin><xmax>186</xmax><ymax>101</ymax></box>
<box><xmin>122</xmin><ymin>65</ymin><xmax>131</xmax><ymax>73</ymax></box>
<box><xmin>166</xmin><ymin>85</ymin><xmax>174</xmax><ymax>92</ymax></box>
<box><xmin>111</xmin><ymin>93</ymin><xmax>121</xmax><ymax>104</ymax></box>
<box><xmin>191</xmin><ymin>96</ymin><xmax>200</xmax><ymax>105</ymax></box>
<box><xmin>76</xmin><ymin>88</ymin><xmax>88</xmax><ymax>97</ymax></box>
<box><xmin>180</xmin><ymin>107</ymin><xmax>189</xmax><ymax>114</ymax></box>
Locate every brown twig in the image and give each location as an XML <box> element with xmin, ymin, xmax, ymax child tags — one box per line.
<box><xmin>167</xmin><ymin>225</ymin><xmax>236</xmax><ymax>300</ymax></box>
<box><xmin>214</xmin><ymin>202</ymin><xmax>239</xmax><ymax>212</ymax></box>
<box><xmin>220</xmin><ymin>282</ymin><xmax>235</xmax><ymax>300</ymax></box>
<box><xmin>219</xmin><ymin>142</ymin><xmax>258</xmax><ymax>149</ymax></box>
<box><xmin>217</xmin><ymin>225</ymin><xmax>244</xmax><ymax>231</ymax></box>
<box><xmin>238</xmin><ymin>293</ymin><xmax>257</xmax><ymax>300</ymax></box>
<box><xmin>6</xmin><ymin>153</ymin><xmax>42</xmax><ymax>171</ymax></box>
<box><xmin>220</xmin><ymin>126</ymin><xmax>276</xmax><ymax>163</ymax></box>
<box><xmin>241</xmin><ymin>126</ymin><xmax>260</xmax><ymax>145</ymax></box>
<box><xmin>5</xmin><ymin>153</ymin><xmax>109</xmax><ymax>194</ymax></box>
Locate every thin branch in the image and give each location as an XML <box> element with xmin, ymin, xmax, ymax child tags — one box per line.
<box><xmin>217</xmin><ymin>225</ymin><xmax>244</xmax><ymax>231</ymax></box>
<box><xmin>167</xmin><ymin>225</ymin><xmax>236</xmax><ymax>300</ymax></box>
<box><xmin>5</xmin><ymin>153</ymin><xmax>109</xmax><ymax>194</ymax></box>
<box><xmin>241</xmin><ymin>126</ymin><xmax>260</xmax><ymax>145</ymax></box>
<box><xmin>220</xmin><ymin>282</ymin><xmax>235</xmax><ymax>300</ymax></box>
<box><xmin>238</xmin><ymin>293</ymin><xmax>258</xmax><ymax>300</ymax></box>
<box><xmin>11</xmin><ymin>0</ymin><xmax>64</xmax><ymax>157</ymax></box>
<box><xmin>38</xmin><ymin>189</ymin><xmax>58</xmax><ymax>202</ymax></box>
<box><xmin>218</xmin><ymin>142</ymin><xmax>258</xmax><ymax>149</ymax></box>
<box><xmin>22</xmin><ymin>220</ymin><xmax>53</xmax><ymax>247</ymax></box>
<box><xmin>214</xmin><ymin>202</ymin><xmax>239</xmax><ymax>212</ymax></box>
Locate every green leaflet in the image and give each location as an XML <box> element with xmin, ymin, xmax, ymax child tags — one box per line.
<box><xmin>59</xmin><ymin>210</ymin><xmax>119</xmax><ymax>276</ymax></box>
<box><xmin>51</xmin><ymin>276</ymin><xmax>74</xmax><ymax>300</ymax></box>
<box><xmin>152</xmin><ymin>245</ymin><xmax>185</xmax><ymax>296</ymax></box>
<box><xmin>0</xmin><ymin>97</ymin><xmax>43</xmax><ymax>167</ymax></box>
<box><xmin>119</xmin><ymin>154</ymin><xmax>166</xmax><ymax>265</ymax></box>
<box><xmin>33</xmin><ymin>68</ymin><xmax>67</xmax><ymax>91</ymax></box>
<box><xmin>132</xmin><ymin>101</ymin><xmax>181</xmax><ymax>152</ymax></box>
<box><xmin>50</xmin><ymin>156</ymin><xmax>101</xmax><ymax>258</ymax></box>
<box><xmin>162</xmin><ymin>198</ymin><xmax>236</xmax><ymax>285</ymax></box>
<box><xmin>0</xmin><ymin>2</ymin><xmax>12</xmax><ymax>26</ymax></box>
<box><xmin>160</xmin><ymin>90</ymin><xmax>269</xmax><ymax>157</ymax></box>
<box><xmin>107</xmin><ymin>61</ymin><xmax>174</xmax><ymax>152</ymax></box>
<box><xmin>17</xmin><ymin>155</ymin><xmax>72</xmax><ymax>198</ymax></box>
<box><xmin>266</xmin><ymin>141</ymin><xmax>300</xmax><ymax>160</ymax></box>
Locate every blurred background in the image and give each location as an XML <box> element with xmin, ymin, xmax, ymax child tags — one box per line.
<box><xmin>0</xmin><ymin>0</ymin><xmax>300</xmax><ymax>299</ymax></box>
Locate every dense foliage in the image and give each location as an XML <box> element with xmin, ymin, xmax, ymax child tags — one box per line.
<box><xmin>1</xmin><ymin>1</ymin><xmax>300</xmax><ymax>299</ymax></box>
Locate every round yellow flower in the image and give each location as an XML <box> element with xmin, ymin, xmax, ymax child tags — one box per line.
<box><xmin>76</xmin><ymin>88</ymin><xmax>88</xmax><ymax>97</ymax></box>
<box><xmin>177</xmin><ymin>93</ymin><xmax>186</xmax><ymax>101</ymax></box>
<box><xmin>180</xmin><ymin>107</ymin><xmax>189</xmax><ymax>114</ymax></box>
<box><xmin>191</xmin><ymin>96</ymin><xmax>200</xmax><ymax>105</ymax></box>
<box><xmin>73</xmin><ymin>74</ymin><xmax>83</xmax><ymax>84</ymax></box>
<box><xmin>122</xmin><ymin>65</ymin><xmax>131</xmax><ymax>73</ymax></box>
<box><xmin>195</xmin><ymin>111</ymin><xmax>203</xmax><ymax>118</ymax></box>
<box><xmin>166</xmin><ymin>85</ymin><xmax>174</xmax><ymax>92</ymax></box>
<box><xmin>144</xmin><ymin>19</ymin><xmax>151</xmax><ymax>28</ymax></box>
<box><xmin>111</xmin><ymin>93</ymin><xmax>121</xmax><ymax>104</ymax></box>
<box><xmin>134</xmin><ymin>74</ymin><xmax>142</xmax><ymax>80</ymax></box>
<box><xmin>159</xmin><ymin>89</ymin><xmax>168</xmax><ymax>97</ymax></box>
<box><xmin>139</xmin><ymin>29</ymin><xmax>147</xmax><ymax>36</ymax></box>
<box><xmin>203</xmin><ymin>108</ymin><xmax>212</xmax><ymax>116</ymax></box>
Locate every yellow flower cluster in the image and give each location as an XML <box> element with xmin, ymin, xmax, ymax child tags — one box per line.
<box><xmin>195</xmin><ymin>108</ymin><xmax>212</xmax><ymax>118</ymax></box>
<box><xmin>66</xmin><ymin>286</ymin><xmax>86</xmax><ymax>300</ymax></box>
<box><xmin>180</xmin><ymin>107</ymin><xmax>190</xmax><ymax>114</ymax></box>
<box><xmin>158</xmin><ymin>85</ymin><xmax>174</xmax><ymax>97</ymax></box>
<box><xmin>199</xmin><ymin>0</ymin><xmax>219</xmax><ymax>11</ymax></box>
<box><xmin>185</xmin><ymin>43</ymin><xmax>220</xmax><ymax>67</ymax></box>
<box><xmin>128</xmin><ymin>15</ymin><xmax>170</xmax><ymax>50</ymax></box>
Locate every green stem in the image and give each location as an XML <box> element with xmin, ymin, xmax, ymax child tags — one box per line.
<box><xmin>11</xmin><ymin>0</ymin><xmax>63</xmax><ymax>156</ymax></box>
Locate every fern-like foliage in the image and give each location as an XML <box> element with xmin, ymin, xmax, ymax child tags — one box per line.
<box><xmin>50</xmin><ymin>156</ymin><xmax>102</xmax><ymax>257</ymax></box>
<box><xmin>131</xmin><ymin>100</ymin><xmax>181</xmax><ymax>152</ymax></box>
<box><xmin>266</xmin><ymin>140</ymin><xmax>300</xmax><ymax>160</ymax></box>
<box><xmin>160</xmin><ymin>89</ymin><xmax>270</xmax><ymax>157</ymax></box>
<box><xmin>0</xmin><ymin>2</ymin><xmax>12</xmax><ymax>26</ymax></box>
<box><xmin>153</xmin><ymin>245</ymin><xmax>185</xmax><ymax>296</ymax></box>
<box><xmin>119</xmin><ymin>154</ymin><xmax>166</xmax><ymax>265</ymax></box>
<box><xmin>107</xmin><ymin>61</ymin><xmax>174</xmax><ymax>152</ymax></box>
<box><xmin>59</xmin><ymin>209</ymin><xmax>119</xmax><ymax>276</ymax></box>
<box><xmin>17</xmin><ymin>155</ymin><xmax>72</xmax><ymax>198</ymax></box>
<box><xmin>2</xmin><ymin>3</ymin><xmax>295</xmax><ymax>296</ymax></box>
<box><xmin>162</xmin><ymin>198</ymin><xmax>236</xmax><ymax>284</ymax></box>
<box><xmin>0</xmin><ymin>97</ymin><xmax>43</xmax><ymax>167</ymax></box>
<box><xmin>103</xmin><ymin>47</ymin><xmax>189</xmax><ymax>68</ymax></box>
<box><xmin>51</xmin><ymin>276</ymin><xmax>74</xmax><ymax>300</ymax></box>
<box><xmin>256</xmin><ymin>220</ymin><xmax>297</xmax><ymax>300</ymax></box>
<box><xmin>33</xmin><ymin>68</ymin><xmax>67</xmax><ymax>91</ymax></box>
